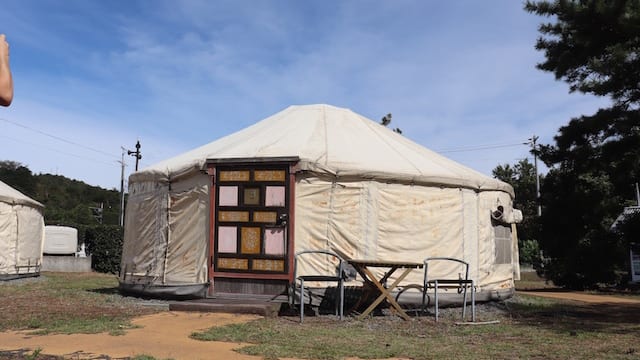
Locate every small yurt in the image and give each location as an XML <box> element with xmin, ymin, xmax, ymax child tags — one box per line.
<box><xmin>0</xmin><ymin>180</ymin><xmax>45</xmax><ymax>279</ymax></box>
<box><xmin>120</xmin><ymin>104</ymin><xmax>521</xmax><ymax>300</ymax></box>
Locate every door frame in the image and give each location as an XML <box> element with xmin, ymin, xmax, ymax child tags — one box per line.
<box><xmin>205</xmin><ymin>156</ymin><xmax>299</xmax><ymax>295</ymax></box>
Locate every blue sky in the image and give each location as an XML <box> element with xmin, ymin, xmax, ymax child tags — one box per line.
<box><xmin>0</xmin><ymin>1</ymin><xmax>609</xmax><ymax>190</ymax></box>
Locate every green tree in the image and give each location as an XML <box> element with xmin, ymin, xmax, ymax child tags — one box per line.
<box><xmin>0</xmin><ymin>160</ymin><xmax>122</xmax><ymax>226</ymax></box>
<box><xmin>0</xmin><ymin>161</ymin><xmax>37</xmax><ymax>197</ymax></box>
<box><xmin>526</xmin><ymin>0</ymin><xmax>640</xmax><ymax>105</ymax></box>
<box><xmin>526</xmin><ymin>0</ymin><xmax>640</xmax><ymax>288</ymax></box>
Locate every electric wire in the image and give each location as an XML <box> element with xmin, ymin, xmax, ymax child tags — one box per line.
<box><xmin>1</xmin><ymin>114</ymin><xmax>531</xmax><ymax>170</ymax></box>
<box><xmin>436</xmin><ymin>142</ymin><xmax>527</xmax><ymax>154</ymax></box>
<box><xmin>0</xmin><ymin>117</ymin><xmax>119</xmax><ymax>161</ymax></box>
<box><xmin>0</xmin><ymin>134</ymin><xmax>119</xmax><ymax>167</ymax></box>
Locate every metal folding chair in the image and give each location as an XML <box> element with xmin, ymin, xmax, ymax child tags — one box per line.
<box><xmin>291</xmin><ymin>250</ymin><xmax>345</xmax><ymax>323</ymax></box>
<box><xmin>422</xmin><ymin>257</ymin><xmax>475</xmax><ymax>322</ymax></box>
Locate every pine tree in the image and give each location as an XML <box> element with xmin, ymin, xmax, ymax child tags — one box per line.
<box><xmin>526</xmin><ymin>0</ymin><xmax>640</xmax><ymax>288</ymax></box>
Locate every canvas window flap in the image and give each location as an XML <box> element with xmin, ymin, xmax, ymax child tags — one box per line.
<box><xmin>165</xmin><ymin>183</ymin><xmax>208</xmax><ymax>284</ymax></box>
<box><xmin>16</xmin><ymin>205</ymin><xmax>44</xmax><ymax>267</ymax></box>
<box><xmin>121</xmin><ymin>182</ymin><xmax>169</xmax><ymax>279</ymax></box>
<box><xmin>0</xmin><ymin>202</ymin><xmax>17</xmax><ymax>274</ymax></box>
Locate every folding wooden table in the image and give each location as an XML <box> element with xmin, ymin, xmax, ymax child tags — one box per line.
<box><xmin>346</xmin><ymin>259</ymin><xmax>423</xmax><ymax>320</ymax></box>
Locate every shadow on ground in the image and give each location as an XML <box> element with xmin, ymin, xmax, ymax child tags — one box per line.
<box><xmin>503</xmin><ymin>299</ymin><xmax>640</xmax><ymax>335</ymax></box>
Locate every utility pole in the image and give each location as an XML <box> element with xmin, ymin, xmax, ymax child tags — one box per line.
<box><xmin>119</xmin><ymin>141</ymin><xmax>141</xmax><ymax>227</ymax></box>
<box><xmin>127</xmin><ymin>140</ymin><xmax>142</xmax><ymax>171</ymax></box>
<box><xmin>119</xmin><ymin>147</ymin><xmax>127</xmax><ymax>227</ymax></box>
<box><xmin>528</xmin><ymin>135</ymin><xmax>542</xmax><ymax>216</ymax></box>
<box><xmin>89</xmin><ymin>202</ymin><xmax>103</xmax><ymax>224</ymax></box>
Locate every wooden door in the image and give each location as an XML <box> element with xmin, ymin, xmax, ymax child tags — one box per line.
<box><xmin>207</xmin><ymin>158</ymin><xmax>297</xmax><ymax>295</ymax></box>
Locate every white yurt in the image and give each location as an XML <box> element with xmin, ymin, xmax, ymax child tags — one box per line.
<box><xmin>120</xmin><ymin>104</ymin><xmax>521</xmax><ymax>300</ymax></box>
<box><xmin>0</xmin><ymin>180</ymin><xmax>45</xmax><ymax>279</ymax></box>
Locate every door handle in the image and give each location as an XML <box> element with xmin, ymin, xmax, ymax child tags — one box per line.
<box><xmin>277</xmin><ymin>213</ymin><xmax>288</xmax><ymax>226</ymax></box>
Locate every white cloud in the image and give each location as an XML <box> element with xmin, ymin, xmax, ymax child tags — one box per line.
<box><xmin>0</xmin><ymin>1</ymin><xmax>611</xmax><ymax>189</ymax></box>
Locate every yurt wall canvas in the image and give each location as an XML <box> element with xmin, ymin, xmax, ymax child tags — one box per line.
<box><xmin>119</xmin><ymin>104</ymin><xmax>521</xmax><ymax>300</ymax></box>
<box><xmin>292</xmin><ymin>174</ymin><xmax>520</xmax><ymax>291</ymax></box>
<box><xmin>0</xmin><ymin>180</ymin><xmax>45</xmax><ymax>279</ymax></box>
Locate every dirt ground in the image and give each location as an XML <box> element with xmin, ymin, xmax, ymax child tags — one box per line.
<box><xmin>0</xmin><ymin>311</ymin><xmax>265</xmax><ymax>360</ymax></box>
<box><xmin>519</xmin><ymin>290</ymin><xmax>640</xmax><ymax>304</ymax></box>
<box><xmin>1</xmin><ymin>291</ymin><xmax>638</xmax><ymax>360</ymax></box>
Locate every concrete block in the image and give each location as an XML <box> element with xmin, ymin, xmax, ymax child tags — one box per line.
<box><xmin>42</xmin><ymin>255</ymin><xmax>92</xmax><ymax>272</ymax></box>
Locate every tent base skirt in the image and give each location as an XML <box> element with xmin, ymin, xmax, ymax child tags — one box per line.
<box><xmin>393</xmin><ymin>286</ymin><xmax>514</xmax><ymax>308</ymax></box>
<box><xmin>0</xmin><ymin>272</ymin><xmax>40</xmax><ymax>281</ymax></box>
<box><xmin>119</xmin><ymin>282</ymin><xmax>208</xmax><ymax>300</ymax></box>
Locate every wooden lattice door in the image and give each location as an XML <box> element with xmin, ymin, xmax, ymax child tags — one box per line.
<box><xmin>207</xmin><ymin>158</ymin><xmax>297</xmax><ymax>295</ymax></box>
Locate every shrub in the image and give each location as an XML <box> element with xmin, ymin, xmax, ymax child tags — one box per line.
<box><xmin>519</xmin><ymin>239</ymin><xmax>541</xmax><ymax>267</ymax></box>
<box><xmin>83</xmin><ymin>225</ymin><xmax>124</xmax><ymax>274</ymax></box>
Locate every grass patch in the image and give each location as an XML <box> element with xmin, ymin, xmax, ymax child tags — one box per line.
<box><xmin>515</xmin><ymin>271</ymin><xmax>559</xmax><ymax>290</ymax></box>
<box><xmin>2</xmin><ymin>272</ymin><xmax>639</xmax><ymax>359</ymax></box>
<box><xmin>191</xmin><ymin>295</ymin><xmax>640</xmax><ymax>360</ymax></box>
<box><xmin>131</xmin><ymin>355</ymin><xmax>174</xmax><ymax>360</ymax></box>
<box><xmin>516</xmin><ymin>271</ymin><xmax>640</xmax><ymax>302</ymax></box>
<box><xmin>0</xmin><ymin>272</ymin><xmax>162</xmax><ymax>335</ymax></box>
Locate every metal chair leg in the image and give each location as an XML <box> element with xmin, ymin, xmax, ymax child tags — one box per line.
<box><xmin>339</xmin><ymin>280</ymin><xmax>344</xmax><ymax>320</ymax></box>
<box><xmin>434</xmin><ymin>280</ymin><xmax>439</xmax><ymax>322</ymax></box>
<box><xmin>300</xmin><ymin>279</ymin><xmax>305</xmax><ymax>323</ymax></box>
<box><xmin>471</xmin><ymin>280</ymin><xmax>476</xmax><ymax>322</ymax></box>
<box><xmin>462</xmin><ymin>284</ymin><xmax>468</xmax><ymax>321</ymax></box>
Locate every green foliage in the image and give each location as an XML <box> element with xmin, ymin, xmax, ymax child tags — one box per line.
<box><xmin>615</xmin><ymin>210</ymin><xmax>640</xmax><ymax>247</ymax></box>
<box><xmin>538</xmin><ymin>164</ymin><xmax>630</xmax><ymax>288</ymax></box>
<box><xmin>526</xmin><ymin>0</ymin><xmax>640</xmax><ymax>288</ymax></box>
<box><xmin>84</xmin><ymin>225</ymin><xmax>125</xmax><ymax>274</ymax></box>
<box><xmin>0</xmin><ymin>160</ymin><xmax>37</xmax><ymax>196</ymax></box>
<box><xmin>525</xmin><ymin>0</ymin><xmax>640</xmax><ymax>105</ymax></box>
<box><xmin>0</xmin><ymin>160</ymin><xmax>122</xmax><ymax>226</ymax></box>
<box><xmin>520</xmin><ymin>239</ymin><xmax>542</xmax><ymax>267</ymax></box>
<box><xmin>24</xmin><ymin>348</ymin><xmax>42</xmax><ymax>360</ymax></box>
<box><xmin>36</xmin><ymin>173</ymin><xmax>121</xmax><ymax>225</ymax></box>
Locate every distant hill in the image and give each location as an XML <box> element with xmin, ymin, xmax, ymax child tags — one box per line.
<box><xmin>0</xmin><ymin>160</ymin><xmax>121</xmax><ymax>225</ymax></box>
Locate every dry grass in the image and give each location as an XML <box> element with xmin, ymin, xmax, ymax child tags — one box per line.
<box><xmin>514</xmin><ymin>271</ymin><xmax>559</xmax><ymax>291</ymax></box>
<box><xmin>190</xmin><ymin>273</ymin><xmax>640</xmax><ymax>360</ymax></box>
<box><xmin>192</xmin><ymin>295</ymin><xmax>640</xmax><ymax>360</ymax></box>
<box><xmin>0</xmin><ymin>272</ymin><xmax>162</xmax><ymax>335</ymax></box>
<box><xmin>1</xmin><ymin>272</ymin><xmax>639</xmax><ymax>359</ymax></box>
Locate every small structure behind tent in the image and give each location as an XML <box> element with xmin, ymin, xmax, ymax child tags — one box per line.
<box><xmin>41</xmin><ymin>225</ymin><xmax>91</xmax><ymax>272</ymax></box>
<box><xmin>631</xmin><ymin>243</ymin><xmax>640</xmax><ymax>283</ymax></box>
<box><xmin>612</xmin><ymin>205</ymin><xmax>640</xmax><ymax>283</ymax></box>
<box><xmin>44</xmin><ymin>226</ymin><xmax>78</xmax><ymax>254</ymax></box>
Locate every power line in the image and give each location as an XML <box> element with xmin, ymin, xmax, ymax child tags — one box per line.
<box><xmin>436</xmin><ymin>141</ymin><xmax>526</xmax><ymax>154</ymax></box>
<box><xmin>0</xmin><ymin>134</ymin><xmax>119</xmax><ymax>167</ymax></box>
<box><xmin>0</xmin><ymin>117</ymin><xmax>119</xmax><ymax>160</ymax></box>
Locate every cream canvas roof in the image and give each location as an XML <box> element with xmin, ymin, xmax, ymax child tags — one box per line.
<box><xmin>0</xmin><ymin>180</ymin><xmax>44</xmax><ymax>209</ymax></box>
<box><xmin>132</xmin><ymin>104</ymin><xmax>514</xmax><ymax>196</ymax></box>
